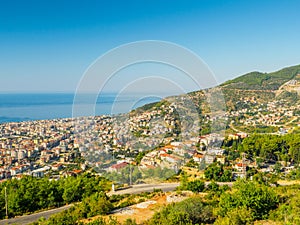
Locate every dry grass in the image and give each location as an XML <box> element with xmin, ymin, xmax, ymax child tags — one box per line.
<box><xmin>82</xmin><ymin>192</ymin><xmax>195</xmax><ymax>224</ymax></box>
<box><xmin>277</xmin><ymin>180</ymin><xmax>300</xmax><ymax>185</ymax></box>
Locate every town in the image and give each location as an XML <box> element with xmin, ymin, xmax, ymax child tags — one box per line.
<box><xmin>0</xmin><ymin>92</ymin><xmax>299</xmax><ymax>184</ymax></box>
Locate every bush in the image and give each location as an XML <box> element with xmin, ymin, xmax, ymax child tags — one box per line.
<box><xmin>186</xmin><ymin>180</ymin><xmax>205</xmax><ymax>193</ymax></box>
<box><xmin>214</xmin><ymin>207</ymin><xmax>254</xmax><ymax>225</ymax></box>
<box><xmin>147</xmin><ymin>196</ymin><xmax>215</xmax><ymax>225</ymax></box>
<box><xmin>269</xmin><ymin>190</ymin><xmax>300</xmax><ymax>224</ymax></box>
<box><xmin>217</xmin><ymin>181</ymin><xmax>278</xmax><ymax>220</ymax></box>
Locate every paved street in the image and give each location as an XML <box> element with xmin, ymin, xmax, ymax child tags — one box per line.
<box><xmin>108</xmin><ymin>182</ymin><xmax>180</xmax><ymax>196</ymax></box>
<box><xmin>108</xmin><ymin>181</ymin><xmax>233</xmax><ymax>196</ymax></box>
<box><xmin>0</xmin><ymin>204</ymin><xmax>73</xmax><ymax>225</ymax></box>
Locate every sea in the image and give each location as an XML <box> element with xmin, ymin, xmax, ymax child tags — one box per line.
<box><xmin>0</xmin><ymin>93</ymin><xmax>162</xmax><ymax>124</ymax></box>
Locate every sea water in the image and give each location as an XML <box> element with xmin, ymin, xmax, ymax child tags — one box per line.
<box><xmin>0</xmin><ymin>93</ymin><xmax>161</xmax><ymax>123</ymax></box>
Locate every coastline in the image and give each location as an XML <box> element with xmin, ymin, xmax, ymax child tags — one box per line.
<box><xmin>0</xmin><ymin>93</ymin><xmax>162</xmax><ymax>124</ymax></box>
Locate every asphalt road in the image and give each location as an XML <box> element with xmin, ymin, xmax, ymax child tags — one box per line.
<box><xmin>0</xmin><ymin>204</ymin><xmax>73</xmax><ymax>225</ymax></box>
<box><xmin>108</xmin><ymin>181</ymin><xmax>233</xmax><ymax>196</ymax></box>
<box><xmin>108</xmin><ymin>182</ymin><xmax>180</xmax><ymax>196</ymax></box>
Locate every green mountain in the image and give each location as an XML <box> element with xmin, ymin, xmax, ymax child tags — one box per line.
<box><xmin>221</xmin><ymin>64</ymin><xmax>300</xmax><ymax>90</ymax></box>
<box><xmin>134</xmin><ymin>64</ymin><xmax>300</xmax><ymax>135</ymax></box>
<box><xmin>220</xmin><ymin>64</ymin><xmax>300</xmax><ymax>111</ymax></box>
<box><xmin>136</xmin><ymin>64</ymin><xmax>300</xmax><ymax>114</ymax></box>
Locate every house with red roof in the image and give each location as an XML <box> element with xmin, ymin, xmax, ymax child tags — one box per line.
<box><xmin>108</xmin><ymin>162</ymin><xmax>128</xmax><ymax>173</ymax></box>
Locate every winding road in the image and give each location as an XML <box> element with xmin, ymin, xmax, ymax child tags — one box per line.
<box><xmin>107</xmin><ymin>182</ymin><xmax>180</xmax><ymax>196</ymax></box>
<box><xmin>0</xmin><ymin>204</ymin><xmax>73</xmax><ymax>225</ymax></box>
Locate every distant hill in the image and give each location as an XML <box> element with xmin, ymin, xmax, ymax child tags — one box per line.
<box><xmin>135</xmin><ymin>64</ymin><xmax>300</xmax><ymax>114</ymax></box>
<box><xmin>132</xmin><ymin>64</ymin><xmax>300</xmax><ymax>134</ymax></box>
<box><xmin>221</xmin><ymin>64</ymin><xmax>300</xmax><ymax>90</ymax></box>
<box><xmin>219</xmin><ymin>65</ymin><xmax>300</xmax><ymax>111</ymax></box>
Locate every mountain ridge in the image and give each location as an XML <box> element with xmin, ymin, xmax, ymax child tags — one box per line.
<box><xmin>220</xmin><ymin>64</ymin><xmax>300</xmax><ymax>91</ymax></box>
<box><xmin>134</xmin><ymin>64</ymin><xmax>300</xmax><ymax>135</ymax></box>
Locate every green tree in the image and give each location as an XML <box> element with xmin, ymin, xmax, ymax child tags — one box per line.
<box><xmin>147</xmin><ymin>196</ymin><xmax>214</xmax><ymax>225</ymax></box>
<box><xmin>87</xmin><ymin>192</ymin><xmax>113</xmax><ymax>217</ymax></box>
<box><xmin>214</xmin><ymin>207</ymin><xmax>254</xmax><ymax>225</ymax></box>
<box><xmin>204</xmin><ymin>162</ymin><xmax>232</xmax><ymax>182</ymax></box>
<box><xmin>186</xmin><ymin>180</ymin><xmax>205</xmax><ymax>193</ymax></box>
<box><xmin>178</xmin><ymin>171</ymin><xmax>188</xmax><ymax>190</ymax></box>
<box><xmin>217</xmin><ymin>181</ymin><xmax>278</xmax><ymax>220</ymax></box>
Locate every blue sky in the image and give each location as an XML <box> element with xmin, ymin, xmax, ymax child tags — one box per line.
<box><xmin>1</xmin><ymin>0</ymin><xmax>300</xmax><ymax>93</ymax></box>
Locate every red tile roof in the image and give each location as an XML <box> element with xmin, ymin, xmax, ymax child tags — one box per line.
<box><xmin>111</xmin><ymin>162</ymin><xmax>128</xmax><ymax>169</ymax></box>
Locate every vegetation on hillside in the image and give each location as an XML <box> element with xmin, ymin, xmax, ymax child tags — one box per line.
<box><xmin>19</xmin><ymin>177</ymin><xmax>299</xmax><ymax>225</ymax></box>
<box><xmin>234</xmin><ymin>133</ymin><xmax>300</xmax><ymax>164</ymax></box>
<box><xmin>222</xmin><ymin>64</ymin><xmax>300</xmax><ymax>90</ymax></box>
<box><xmin>0</xmin><ymin>174</ymin><xmax>111</xmax><ymax>219</ymax></box>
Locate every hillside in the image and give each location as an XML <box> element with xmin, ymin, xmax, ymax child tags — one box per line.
<box><xmin>136</xmin><ymin>64</ymin><xmax>300</xmax><ymax>112</ymax></box>
<box><xmin>133</xmin><ymin>64</ymin><xmax>300</xmax><ymax>135</ymax></box>
<box><xmin>221</xmin><ymin>64</ymin><xmax>300</xmax><ymax>90</ymax></box>
<box><xmin>220</xmin><ymin>65</ymin><xmax>300</xmax><ymax>111</ymax></box>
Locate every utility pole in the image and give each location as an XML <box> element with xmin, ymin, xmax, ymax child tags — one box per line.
<box><xmin>298</xmin><ymin>148</ymin><xmax>300</xmax><ymax>168</ymax></box>
<box><xmin>129</xmin><ymin>163</ymin><xmax>132</xmax><ymax>186</ymax></box>
<box><xmin>242</xmin><ymin>153</ymin><xmax>247</xmax><ymax>179</ymax></box>
<box><xmin>5</xmin><ymin>187</ymin><xmax>8</xmax><ymax>219</ymax></box>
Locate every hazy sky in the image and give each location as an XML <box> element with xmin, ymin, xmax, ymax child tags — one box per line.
<box><xmin>1</xmin><ymin>0</ymin><xmax>300</xmax><ymax>93</ymax></box>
